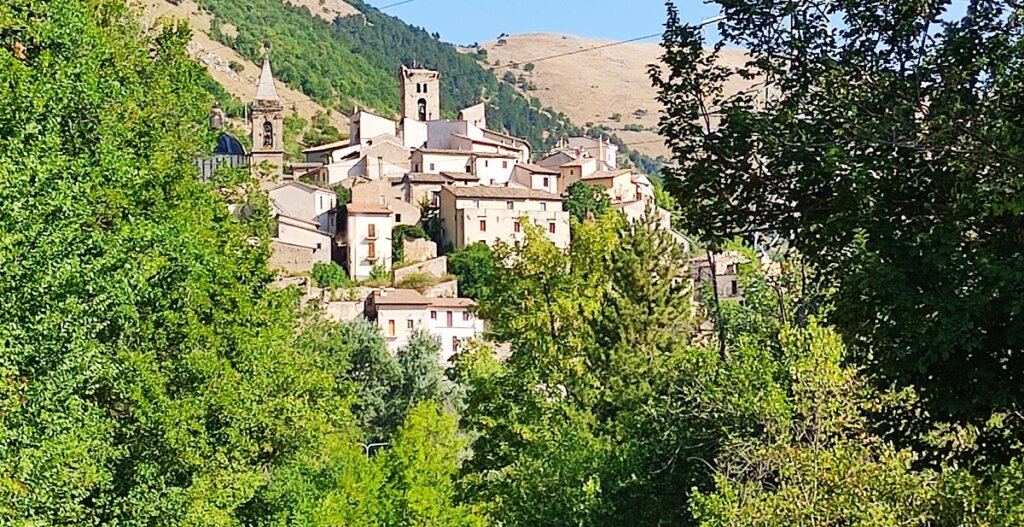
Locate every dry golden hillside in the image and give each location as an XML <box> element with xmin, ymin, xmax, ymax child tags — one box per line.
<box><xmin>130</xmin><ymin>0</ymin><xmax>348</xmax><ymax>130</ymax></box>
<box><xmin>479</xmin><ymin>33</ymin><xmax>755</xmax><ymax>159</ymax></box>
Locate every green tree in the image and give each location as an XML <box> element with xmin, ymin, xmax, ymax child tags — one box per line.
<box><xmin>563</xmin><ymin>181</ymin><xmax>612</xmax><ymax>223</ymax></box>
<box><xmin>446</xmin><ymin>242</ymin><xmax>497</xmax><ymax>300</ymax></box>
<box><xmin>312</xmin><ymin>261</ymin><xmax>352</xmax><ymax>288</ymax></box>
<box><xmin>459</xmin><ymin>215</ymin><xmax>711</xmax><ymax>527</ymax></box>
<box><xmin>690</xmin><ymin>323</ymin><xmax>940</xmax><ymax>526</ymax></box>
<box><xmin>381</xmin><ymin>402</ymin><xmax>487</xmax><ymax>527</ymax></box>
<box><xmin>653</xmin><ymin>0</ymin><xmax>1024</xmax><ymax>456</ymax></box>
<box><xmin>0</xmin><ymin>2</ymin><xmax>358</xmax><ymax>523</ymax></box>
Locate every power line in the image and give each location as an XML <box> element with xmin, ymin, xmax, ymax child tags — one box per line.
<box><xmin>489</xmin><ymin>32</ymin><xmax>663</xmax><ymax>71</ymax></box>
<box><xmin>377</xmin><ymin>0</ymin><xmax>419</xmax><ymax>9</ymax></box>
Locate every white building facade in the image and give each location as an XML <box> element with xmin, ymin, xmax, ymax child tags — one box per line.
<box><xmin>346</xmin><ymin>203</ymin><xmax>393</xmax><ymax>280</ymax></box>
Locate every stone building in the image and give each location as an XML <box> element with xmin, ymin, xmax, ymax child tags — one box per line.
<box><xmin>438</xmin><ymin>186</ymin><xmax>571</xmax><ymax>250</ymax></box>
<box><xmin>250</xmin><ymin>59</ymin><xmax>284</xmax><ymax>178</ymax></box>
<box><xmin>399</xmin><ymin>66</ymin><xmax>440</xmax><ymax>122</ymax></box>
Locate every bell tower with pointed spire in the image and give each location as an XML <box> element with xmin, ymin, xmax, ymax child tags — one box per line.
<box><xmin>250</xmin><ymin>55</ymin><xmax>284</xmax><ymax>178</ymax></box>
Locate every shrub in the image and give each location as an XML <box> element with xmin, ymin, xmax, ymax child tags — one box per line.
<box><xmin>312</xmin><ymin>262</ymin><xmax>352</xmax><ymax>289</ymax></box>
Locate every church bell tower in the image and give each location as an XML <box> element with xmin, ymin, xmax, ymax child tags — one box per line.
<box><xmin>250</xmin><ymin>58</ymin><xmax>284</xmax><ymax>178</ymax></box>
<box><xmin>399</xmin><ymin>65</ymin><xmax>440</xmax><ymax>122</ymax></box>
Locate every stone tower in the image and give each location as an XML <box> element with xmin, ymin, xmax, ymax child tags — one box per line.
<box><xmin>399</xmin><ymin>65</ymin><xmax>440</xmax><ymax>122</ymax></box>
<box><xmin>250</xmin><ymin>59</ymin><xmax>284</xmax><ymax>178</ymax></box>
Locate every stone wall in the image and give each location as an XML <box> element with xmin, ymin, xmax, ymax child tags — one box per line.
<box><xmin>422</xmin><ymin>280</ymin><xmax>458</xmax><ymax>299</ymax></box>
<box><xmin>393</xmin><ymin>256</ymin><xmax>448</xmax><ymax>282</ymax></box>
<box><xmin>323</xmin><ymin>300</ymin><xmax>366</xmax><ymax>323</ymax></box>
<box><xmin>403</xmin><ymin>238</ymin><xmax>437</xmax><ymax>263</ymax></box>
<box><xmin>270</xmin><ymin>240</ymin><xmax>315</xmax><ymax>275</ymax></box>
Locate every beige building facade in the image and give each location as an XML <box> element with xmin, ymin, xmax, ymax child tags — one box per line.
<box><xmin>439</xmin><ymin>186</ymin><xmax>571</xmax><ymax>250</ymax></box>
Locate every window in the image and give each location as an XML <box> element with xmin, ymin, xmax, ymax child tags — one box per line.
<box><xmin>479</xmin><ymin>220</ymin><xmax>487</xmax><ymax>232</ymax></box>
<box><xmin>542</xmin><ymin>176</ymin><xmax>550</xmax><ymax>188</ymax></box>
<box><xmin>726</xmin><ymin>264</ymin><xmax>736</xmax><ymax>274</ymax></box>
<box><xmin>484</xmin><ymin>160</ymin><xmax>489</xmax><ymax>168</ymax></box>
<box><xmin>368</xmin><ymin>224</ymin><xmax>376</xmax><ymax>238</ymax></box>
<box><xmin>418</xmin><ymin>98</ymin><xmax>427</xmax><ymax>121</ymax></box>
<box><xmin>416</xmin><ymin>83</ymin><xmax>421</xmax><ymax>93</ymax></box>
<box><xmin>463</xmin><ymin>312</ymin><xmax>470</xmax><ymax>321</ymax></box>
<box><xmin>431</xmin><ymin>310</ymin><xmax>437</xmax><ymax>320</ymax></box>
<box><xmin>452</xmin><ymin>336</ymin><xmax>459</xmax><ymax>353</ymax></box>
<box><xmin>319</xmin><ymin>196</ymin><xmax>324</xmax><ymax>209</ymax></box>
<box><xmin>549</xmin><ymin>222</ymin><xmax>556</xmax><ymax>234</ymax></box>
<box><xmin>540</xmin><ymin>202</ymin><xmax>547</xmax><ymax>211</ymax></box>
<box><xmin>502</xmin><ymin>160</ymin><xmax>508</xmax><ymax>169</ymax></box>
<box><xmin>471</xmin><ymin>199</ymin><xmax>479</xmax><ymax>208</ymax></box>
<box><xmin>396</xmin><ymin>214</ymin><xmax>402</xmax><ymax>223</ymax></box>
<box><xmin>414</xmin><ymin>163</ymin><xmax>420</xmax><ymax>172</ymax></box>
<box><xmin>407</xmin><ymin>320</ymin><xmax>414</xmax><ymax>329</ymax></box>
<box><xmin>368</xmin><ymin>242</ymin><xmax>376</xmax><ymax>259</ymax></box>
<box><xmin>506</xmin><ymin>201</ymin><xmax>514</xmax><ymax>210</ymax></box>
<box><xmin>432</xmin><ymin>191</ymin><xmax>441</xmax><ymax>207</ymax></box>
<box><xmin>446</xmin><ymin>311</ymin><xmax>453</xmax><ymax>327</ymax></box>
<box><xmin>388</xmin><ymin>320</ymin><xmax>395</xmax><ymax>337</ymax></box>
<box><xmin>514</xmin><ymin>221</ymin><xmax>521</xmax><ymax>233</ymax></box>
<box><xmin>429</xmin><ymin>162</ymin><xmax>435</xmax><ymax>171</ymax></box>
<box><xmin>731</xmin><ymin>280</ymin><xmax>739</xmax><ymax>296</ymax></box>
<box><xmin>423</xmin><ymin>83</ymin><xmax>428</xmax><ymax>93</ymax></box>
<box><xmin>263</xmin><ymin>121</ymin><xmax>274</xmax><ymax>147</ymax></box>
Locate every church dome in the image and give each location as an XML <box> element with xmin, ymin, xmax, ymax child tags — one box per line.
<box><xmin>215</xmin><ymin>132</ymin><xmax>247</xmax><ymax>156</ymax></box>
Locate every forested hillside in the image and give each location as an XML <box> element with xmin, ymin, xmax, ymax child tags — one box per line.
<box><xmin>194</xmin><ymin>0</ymin><xmax>583</xmax><ymax>153</ymax></box>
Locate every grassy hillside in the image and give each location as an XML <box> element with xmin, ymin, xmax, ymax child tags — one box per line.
<box><xmin>190</xmin><ymin>0</ymin><xmax>591</xmax><ymax>156</ymax></box>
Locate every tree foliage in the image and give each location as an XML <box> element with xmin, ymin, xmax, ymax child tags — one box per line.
<box><xmin>0</xmin><ymin>2</ymin><xmax>480</xmax><ymax>524</ymax></box>
<box><xmin>563</xmin><ymin>181</ymin><xmax>613</xmax><ymax>223</ymax></box>
<box><xmin>653</xmin><ymin>0</ymin><xmax>1024</xmax><ymax>451</ymax></box>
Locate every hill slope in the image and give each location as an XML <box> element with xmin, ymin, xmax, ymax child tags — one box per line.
<box><xmin>480</xmin><ymin>33</ymin><xmax>755</xmax><ymax>159</ymax></box>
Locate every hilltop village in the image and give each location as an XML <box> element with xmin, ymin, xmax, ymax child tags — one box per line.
<box><xmin>203</xmin><ymin>59</ymin><xmax>745</xmax><ymax>358</ymax></box>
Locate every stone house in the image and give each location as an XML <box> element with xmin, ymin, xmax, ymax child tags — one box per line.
<box><xmin>426</xmin><ymin>297</ymin><xmax>484</xmax><ymax>363</ymax></box>
<box><xmin>438</xmin><ymin>185</ymin><xmax>571</xmax><ymax>250</ymax></box>
<box><xmin>566</xmin><ymin>136</ymin><xmax>619</xmax><ymax>169</ymax></box>
<box><xmin>511</xmin><ymin>163</ymin><xmax>561</xmax><ymax>195</ymax></box>
<box><xmin>365</xmin><ymin>288</ymin><xmax>431</xmax><ymax>351</ymax></box>
<box><xmin>689</xmin><ymin>251</ymin><xmax>747</xmax><ymax>303</ymax></box>
<box><xmin>268</xmin><ymin>181</ymin><xmax>338</xmax><ymax>273</ymax></box>
<box><xmin>345</xmin><ymin>203</ymin><xmax>393</xmax><ymax>280</ymax></box>
<box><xmin>412</xmin><ymin>148</ymin><xmax>473</xmax><ymax>174</ymax></box>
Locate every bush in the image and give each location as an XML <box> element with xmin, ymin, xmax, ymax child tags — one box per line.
<box><xmin>396</xmin><ymin>272</ymin><xmax>442</xmax><ymax>293</ymax></box>
<box><xmin>228</xmin><ymin>60</ymin><xmax>244</xmax><ymax>73</ymax></box>
<box><xmin>312</xmin><ymin>262</ymin><xmax>352</xmax><ymax>288</ymax></box>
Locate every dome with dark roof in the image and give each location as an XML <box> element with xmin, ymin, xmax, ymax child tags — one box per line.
<box><xmin>215</xmin><ymin>132</ymin><xmax>247</xmax><ymax>156</ymax></box>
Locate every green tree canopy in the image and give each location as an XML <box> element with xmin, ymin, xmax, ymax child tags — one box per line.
<box><xmin>653</xmin><ymin>0</ymin><xmax>1024</xmax><ymax>453</ymax></box>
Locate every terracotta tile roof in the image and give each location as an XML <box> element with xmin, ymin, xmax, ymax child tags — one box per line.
<box><xmin>440</xmin><ymin>171</ymin><xmax>480</xmax><ymax>182</ymax></box>
<box><xmin>372</xmin><ymin>288</ymin><xmax>431</xmax><ymax>306</ymax></box>
<box><xmin>417</xmin><ymin>148</ymin><xmax>474</xmax><ymax>156</ymax></box>
<box><xmin>429</xmin><ymin>297</ymin><xmax>477</xmax><ymax>308</ymax></box>
<box><xmin>561</xmin><ymin>157</ymin><xmax>594</xmax><ymax>167</ymax></box>
<box><xmin>346</xmin><ymin>203</ymin><xmax>392</xmax><ymax>214</ymax></box>
<box><xmin>302</xmin><ymin>139</ymin><xmax>353</xmax><ymax>153</ymax></box>
<box><xmin>583</xmin><ymin>169</ymin><xmax>633</xmax><ymax>180</ymax></box>
<box><xmin>472</xmin><ymin>151</ymin><xmax>519</xmax><ymax>159</ymax></box>
<box><xmin>451</xmin><ymin>133</ymin><xmax>525</xmax><ymax>152</ymax></box>
<box><xmin>443</xmin><ymin>185</ymin><xmax>561</xmax><ymax>201</ymax></box>
<box><xmin>517</xmin><ymin>163</ymin><xmax>559</xmax><ymax>175</ymax></box>
<box><xmin>405</xmin><ymin>172</ymin><xmax>449</xmax><ymax>183</ymax></box>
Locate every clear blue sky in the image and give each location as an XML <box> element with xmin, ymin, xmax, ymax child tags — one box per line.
<box><xmin>364</xmin><ymin>0</ymin><xmax>719</xmax><ymax>46</ymax></box>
